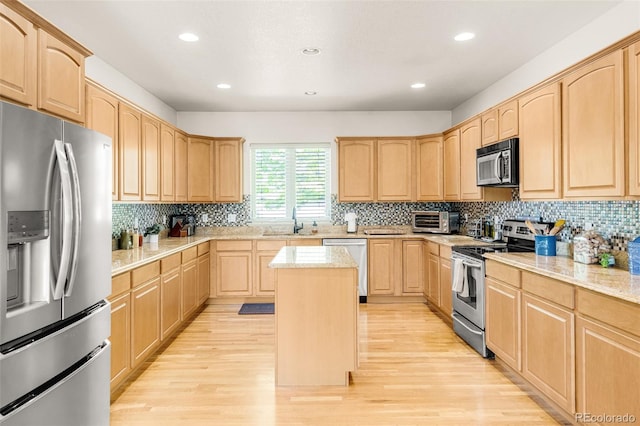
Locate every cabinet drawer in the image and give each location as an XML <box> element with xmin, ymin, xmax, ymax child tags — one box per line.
<box><xmin>216</xmin><ymin>240</ymin><xmax>252</xmax><ymax>251</ymax></box>
<box><xmin>197</xmin><ymin>241</ymin><xmax>210</xmax><ymax>256</ymax></box>
<box><xmin>522</xmin><ymin>271</ymin><xmax>574</xmax><ymax>309</ymax></box>
<box><xmin>256</xmin><ymin>240</ymin><xmax>287</xmax><ymax>251</ymax></box>
<box><xmin>439</xmin><ymin>245</ymin><xmax>452</xmax><ymax>259</ymax></box>
<box><xmin>131</xmin><ymin>261</ymin><xmax>160</xmax><ymax>287</ymax></box>
<box><xmin>577</xmin><ymin>288</ymin><xmax>640</xmax><ymax>337</ymax></box>
<box><xmin>427</xmin><ymin>242</ymin><xmax>439</xmax><ymax>256</ymax></box>
<box><xmin>182</xmin><ymin>246</ymin><xmax>198</xmax><ymax>262</ymax></box>
<box><xmin>161</xmin><ymin>253</ymin><xmax>181</xmax><ymax>273</ymax></box>
<box><xmin>111</xmin><ymin>272</ymin><xmax>131</xmax><ymax>297</ymax></box>
<box><xmin>485</xmin><ymin>260</ymin><xmax>521</xmax><ymax>288</ymax></box>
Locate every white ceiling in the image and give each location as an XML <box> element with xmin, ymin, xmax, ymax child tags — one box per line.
<box><xmin>26</xmin><ymin>0</ymin><xmax>621</xmax><ymax>112</ymax></box>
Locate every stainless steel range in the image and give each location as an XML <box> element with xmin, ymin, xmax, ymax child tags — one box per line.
<box><xmin>451</xmin><ymin>219</ymin><xmax>551</xmax><ymax>357</ymax></box>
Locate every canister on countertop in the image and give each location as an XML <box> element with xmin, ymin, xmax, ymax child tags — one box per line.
<box><xmin>573</xmin><ymin>230</ymin><xmax>610</xmax><ymax>264</ymax></box>
<box><xmin>629</xmin><ymin>237</ymin><xmax>640</xmax><ymax>275</ymax></box>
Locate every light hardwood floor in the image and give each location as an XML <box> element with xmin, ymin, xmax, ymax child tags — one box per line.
<box><xmin>110</xmin><ymin>303</ymin><xmax>565</xmax><ymax>425</ymax></box>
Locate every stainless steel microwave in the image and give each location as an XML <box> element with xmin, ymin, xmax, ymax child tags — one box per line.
<box><xmin>411</xmin><ymin>211</ymin><xmax>459</xmax><ymax>234</ymax></box>
<box><xmin>476</xmin><ymin>138</ymin><xmax>519</xmax><ymax>187</ymax></box>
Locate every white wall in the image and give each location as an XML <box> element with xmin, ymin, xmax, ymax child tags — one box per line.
<box><xmin>452</xmin><ymin>0</ymin><xmax>640</xmax><ymax>125</ymax></box>
<box><xmin>178</xmin><ymin>110</ymin><xmax>451</xmax><ymax>193</ymax></box>
<box><xmin>85</xmin><ymin>56</ymin><xmax>178</xmax><ymax>125</ymax></box>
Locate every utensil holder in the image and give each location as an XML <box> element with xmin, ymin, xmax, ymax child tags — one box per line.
<box><xmin>535</xmin><ymin>235</ymin><xmax>557</xmax><ymax>256</ymax></box>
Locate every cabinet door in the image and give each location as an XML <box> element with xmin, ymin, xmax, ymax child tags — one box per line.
<box><xmin>337</xmin><ymin>139</ymin><xmax>375</xmax><ymax>201</ymax></box>
<box><xmin>486</xmin><ymin>277</ymin><xmax>521</xmax><ymax>371</ymax></box>
<box><xmin>197</xmin><ymin>253</ymin><xmax>210</xmax><ymax>304</ymax></box>
<box><xmin>37</xmin><ymin>29</ymin><xmax>84</xmax><ymax>123</ymax></box>
<box><xmin>216</xmin><ymin>251</ymin><xmax>253</xmax><ymax>296</ymax></box>
<box><xmin>438</xmin><ymin>257</ymin><xmax>452</xmax><ymax>317</ymax></box>
<box><xmin>118</xmin><ymin>104</ymin><xmax>142</xmax><ymax>201</ymax></box>
<box><xmin>481</xmin><ymin>109</ymin><xmax>498</xmax><ymax>146</ymax></box>
<box><xmin>188</xmin><ymin>136</ymin><xmax>214</xmax><ymax>202</ymax></box>
<box><xmin>174</xmin><ymin>131</ymin><xmax>188</xmax><ymax>202</ymax></box>
<box><xmin>427</xmin><ymin>252</ymin><xmax>440</xmax><ymax>306</ymax></box>
<box><xmin>0</xmin><ymin>4</ymin><xmax>36</xmax><ymax>107</ymax></box>
<box><xmin>402</xmin><ymin>240</ymin><xmax>423</xmax><ymax>294</ymax></box>
<box><xmin>576</xmin><ymin>317</ymin><xmax>640</xmax><ymax>422</ymax></box>
<box><xmin>498</xmin><ymin>100</ymin><xmax>518</xmax><ymax>140</ymax></box>
<box><xmin>256</xmin><ymin>251</ymin><xmax>279</xmax><ymax>295</ymax></box>
<box><xmin>562</xmin><ymin>50</ymin><xmax>624</xmax><ymax>198</ymax></box>
<box><xmin>182</xmin><ymin>258</ymin><xmax>198</xmax><ymax>319</ymax></box>
<box><xmin>518</xmin><ymin>83</ymin><xmax>562</xmax><ymax>200</ymax></box>
<box><xmin>85</xmin><ymin>83</ymin><xmax>119</xmax><ymax>200</ymax></box>
<box><xmin>368</xmin><ymin>239</ymin><xmax>395</xmax><ymax>295</ymax></box>
<box><xmin>160</xmin><ymin>124</ymin><xmax>175</xmax><ymax>202</ymax></box>
<box><xmin>416</xmin><ymin>136</ymin><xmax>443</xmax><ymax>201</ymax></box>
<box><xmin>377</xmin><ymin>138</ymin><xmax>414</xmax><ymax>201</ymax></box>
<box><xmin>214</xmin><ymin>138</ymin><xmax>243</xmax><ymax>202</ymax></box>
<box><xmin>131</xmin><ymin>277</ymin><xmax>161</xmax><ymax>368</ymax></box>
<box><xmin>443</xmin><ymin>129</ymin><xmax>460</xmax><ymax>201</ymax></box>
<box><xmin>108</xmin><ymin>291</ymin><xmax>130</xmax><ymax>390</ymax></box>
<box><xmin>160</xmin><ymin>268</ymin><xmax>181</xmax><ymax>341</ymax></box>
<box><xmin>460</xmin><ymin>118</ymin><xmax>482</xmax><ymax>201</ymax></box>
<box><xmin>628</xmin><ymin>41</ymin><xmax>640</xmax><ymax>196</ymax></box>
<box><xmin>522</xmin><ymin>294</ymin><xmax>575</xmax><ymax>414</ymax></box>
<box><xmin>142</xmin><ymin>114</ymin><xmax>161</xmax><ymax>201</ymax></box>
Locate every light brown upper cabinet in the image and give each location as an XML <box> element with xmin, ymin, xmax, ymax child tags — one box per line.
<box><xmin>0</xmin><ymin>3</ymin><xmax>36</xmax><ymax>107</ymax></box>
<box><xmin>377</xmin><ymin>138</ymin><xmax>415</xmax><ymax>201</ymax></box>
<box><xmin>37</xmin><ymin>29</ymin><xmax>85</xmax><ymax>123</ymax></box>
<box><xmin>416</xmin><ymin>135</ymin><xmax>443</xmax><ymax>201</ymax></box>
<box><xmin>142</xmin><ymin>115</ymin><xmax>161</xmax><ymax>201</ymax></box>
<box><xmin>628</xmin><ymin>41</ymin><xmax>640</xmax><ymax>197</ymax></box>
<box><xmin>481</xmin><ymin>100</ymin><xmax>518</xmax><ymax>146</ymax></box>
<box><xmin>214</xmin><ymin>137</ymin><xmax>244</xmax><ymax>203</ymax></box>
<box><xmin>187</xmin><ymin>136</ymin><xmax>214</xmax><ymax>202</ymax></box>
<box><xmin>443</xmin><ymin>129</ymin><xmax>461</xmax><ymax>201</ymax></box>
<box><xmin>174</xmin><ymin>131</ymin><xmax>188</xmax><ymax>202</ymax></box>
<box><xmin>85</xmin><ymin>82</ymin><xmax>119</xmax><ymax>200</ymax></box>
<box><xmin>562</xmin><ymin>50</ymin><xmax>624</xmax><ymax>198</ymax></box>
<box><xmin>336</xmin><ymin>138</ymin><xmax>376</xmax><ymax>201</ymax></box>
<box><xmin>160</xmin><ymin>124</ymin><xmax>175</xmax><ymax>202</ymax></box>
<box><xmin>518</xmin><ymin>82</ymin><xmax>562</xmax><ymax>200</ymax></box>
<box><xmin>118</xmin><ymin>104</ymin><xmax>142</xmax><ymax>201</ymax></box>
<box><xmin>460</xmin><ymin>118</ymin><xmax>483</xmax><ymax>201</ymax></box>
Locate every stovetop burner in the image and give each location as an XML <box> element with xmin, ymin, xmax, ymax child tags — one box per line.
<box><xmin>452</xmin><ymin>244</ymin><xmax>532</xmax><ymax>260</ymax></box>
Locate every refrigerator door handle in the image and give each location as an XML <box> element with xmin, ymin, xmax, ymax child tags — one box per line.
<box><xmin>63</xmin><ymin>143</ymin><xmax>81</xmax><ymax>297</ymax></box>
<box><xmin>52</xmin><ymin>140</ymin><xmax>73</xmax><ymax>300</ymax></box>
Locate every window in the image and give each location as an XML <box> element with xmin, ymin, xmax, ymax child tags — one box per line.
<box><xmin>251</xmin><ymin>144</ymin><xmax>331</xmax><ymax>222</ymax></box>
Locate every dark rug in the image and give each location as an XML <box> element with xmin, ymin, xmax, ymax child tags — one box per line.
<box><xmin>238</xmin><ymin>303</ymin><xmax>274</xmax><ymax>315</ymax></box>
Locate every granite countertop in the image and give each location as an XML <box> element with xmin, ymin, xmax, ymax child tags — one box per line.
<box><xmin>484</xmin><ymin>252</ymin><xmax>640</xmax><ymax>305</ymax></box>
<box><xmin>269</xmin><ymin>246</ymin><xmax>358</xmax><ymax>269</ymax></box>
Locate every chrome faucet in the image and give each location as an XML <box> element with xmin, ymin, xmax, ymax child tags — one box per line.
<box><xmin>292</xmin><ymin>207</ymin><xmax>304</xmax><ymax>234</ymax></box>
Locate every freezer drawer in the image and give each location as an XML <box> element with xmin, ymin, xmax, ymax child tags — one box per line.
<box><xmin>0</xmin><ymin>301</ymin><xmax>110</xmax><ymax>407</ymax></box>
<box><xmin>0</xmin><ymin>341</ymin><xmax>110</xmax><ymax>426</ymax></box>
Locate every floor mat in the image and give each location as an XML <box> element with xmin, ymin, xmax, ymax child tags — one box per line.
<box><xmin>238</xmin><ymin>303</ymin><xmax>274</xmax><ymax>315</ymax></box>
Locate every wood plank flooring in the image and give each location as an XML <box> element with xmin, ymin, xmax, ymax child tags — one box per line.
<box><xmin>110</xmin><ymin>303</ymin><xmax>565</xmax><ymax>425</ymax></box>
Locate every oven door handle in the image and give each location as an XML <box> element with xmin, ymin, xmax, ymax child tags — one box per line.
<box><xmin>453</xmin><ymin>313</ymin><xmax>484</xmax><ymax>336</ymax></box>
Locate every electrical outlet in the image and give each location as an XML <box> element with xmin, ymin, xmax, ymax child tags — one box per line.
<box><xmin>201</xmin><ymin>214</ymin><xmax>208</xmax><ymax>223</ymax></box>
<box><xmin>585</xmin><ymin>222</ymin><xmax>595</xmax><ymax>231</ymax></box>
<box><xmin>228</xmin><ymin>213</ymin><xmax>237</xmax><ymax>223</ymax></box>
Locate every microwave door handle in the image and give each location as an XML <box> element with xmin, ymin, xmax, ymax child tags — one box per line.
<box><xmin>494</xmin><ymin>152</ymin><xmax>502</xmax><ymax>182</ymax></box>
<box><xmin>63</xmin><ymin>143</ymin><xmax>82</xmax><ymax>297</ymax></box>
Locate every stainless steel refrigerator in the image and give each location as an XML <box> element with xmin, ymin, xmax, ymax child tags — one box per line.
<box><xmin>0</xmin><ymin>101</ymin><xmax>111</xmax><ymax>425</ymax></box>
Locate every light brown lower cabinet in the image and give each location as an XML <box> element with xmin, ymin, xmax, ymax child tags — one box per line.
<box><xmin>368</xmin><ymin>239</ymin><xmax>424</xmax><ymax>297</ymax></box>
<box><xmin>182</xmin><ymin>246</ymin><xmax>199</xmax><ymax>319</ymax></box>
<box><xmin>108</xmin><ymin>290</ymin><xmax>130</xmax><ymax>391</ymax></box>
<box><xmin>368</xmin><ymin>239</ymin><xmax>396</xmax><ymax>296</ymax></box>
<box><xmin>425</xmin><ymin>242</ymin><xmax>452</xmax><ymax>318</ymax></box>
<box><xmin>402</xmin><ymin>240</ymin><xmax>423</xmax><ymax>294</ymax></box>
<box><xmin>197</xmin><ymin>242</ymin><xmax>211</xmax><ymax>304</ymax></box>
<box><xmin>160</xmin><ymin>253</ymin><xmax>182</xmax><ymax>340</ymax></box>
<box><xmin>255</xmin><ymin>240</ymin><xmax>287</xmax><ymax>296</ymax></box>
<box><xmin>426</xmin><ymin>243</ymin><xmax>440</xmax><ymax>305</ymax></box>
<box><xmin>485</xmin><ymin>277</ymin><xmax>521</xmax><ymax>371</ymax></box>
<box><xmin>214</xmin><ymin>240</ymin><xmax>253</xmax><ymax>296</ymax></box>
<box><xmin>438</xmin><ymin>256</ymin><xmax>452</xmax><ymax>317</ymax></box>
<box><xmin>131</xmin><ymin>275</ymin><xmax>161</xmax><ymax>368</ymax></box>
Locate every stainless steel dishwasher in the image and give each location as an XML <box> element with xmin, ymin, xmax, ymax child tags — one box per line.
<box><xmin>322</xmin><ymin>239</ymin><xmax>368</xmax><ymax>302</ymax></box>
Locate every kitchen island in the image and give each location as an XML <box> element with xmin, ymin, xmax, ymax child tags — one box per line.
<box><xmin>269</xmin><ymin>246</ymin><xmax>358</xmax><ymax>386</ymax></box>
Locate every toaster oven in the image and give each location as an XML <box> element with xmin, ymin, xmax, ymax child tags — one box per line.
<box><xmin>411</xmin><ymin>211</ymin><xmax>460</xmax><ymax>234</ymax></box>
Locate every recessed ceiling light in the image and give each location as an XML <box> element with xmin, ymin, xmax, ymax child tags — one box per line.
<box><xmin>178</xmin><ymin>32</ymin><xmax>199</xmax><ymax>42</ymax></box>
<box><xmin>217</xmin><ymin>83</ymin><xmax>231</xmax><ymax>89</ymax></box>
<box><xmin>302</xmin><ymin>48</ymin><xmax>321</xmax><ymax>56</ymax></box>
<box><xmin>305</xmin><ymin>91</ymin><xmax>317</xmax><ymax>96</ymax></box>
<box><xmin>411</xmin><ymin>83</ymin><xmax>426</xmax><ymax>89</ymax></box>
<box><xmin>454</xmin><ymin>32</ymin><xmax>475</xmax><ymax>42</ymax></box>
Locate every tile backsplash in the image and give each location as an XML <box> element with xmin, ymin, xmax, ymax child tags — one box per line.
<box><xmin>113</xmin><ymin>192</ymin><xmax>640</xmax><ymax>249</ymax></box>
